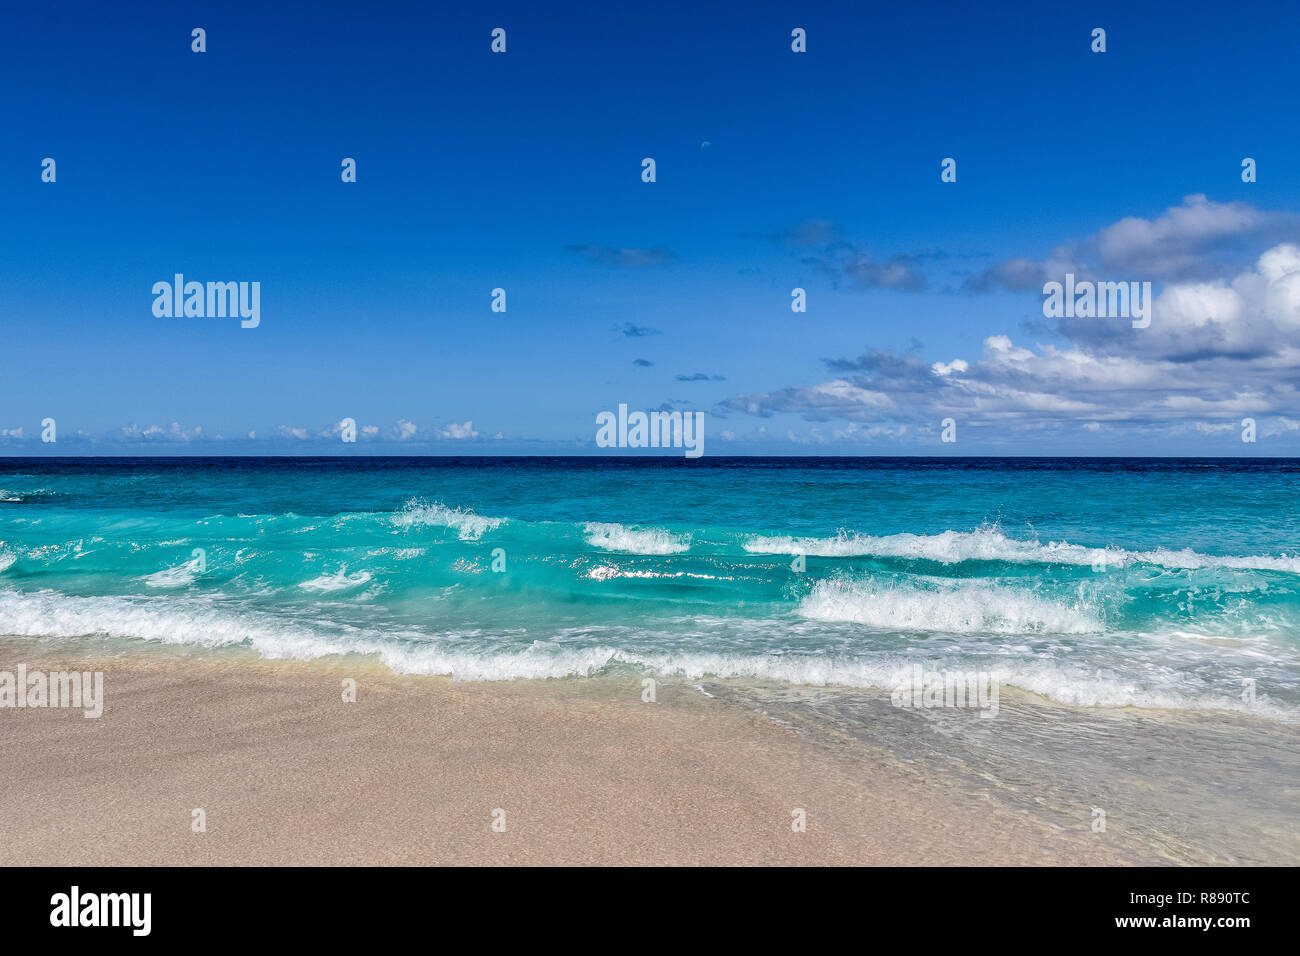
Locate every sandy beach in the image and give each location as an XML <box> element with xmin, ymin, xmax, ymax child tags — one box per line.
<box><xmin>0</xmin><ymin>637</ymin><xmax>1130</xmax><ymax>866</ymax></box>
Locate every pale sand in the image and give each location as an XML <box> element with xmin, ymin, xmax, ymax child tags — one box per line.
<box><xmin>0</xmin><ymin>639</ymin><xmax>1125</xmax><ymax>866</ymax></box>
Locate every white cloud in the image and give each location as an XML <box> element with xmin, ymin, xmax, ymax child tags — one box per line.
<box><xmin>120</xmin><ymin>422</ymin><xmax>202</xmax><ymax>442</ymax></box>
<box><xmin>1094</xmin><ymin>194</ymin><xmax>1264</xmax><ymax>277</ymax></box>
<box><xmin>721</xmin><ymin>240</ymin><xmax>1300</xmax><ymax>441</ymax></box>
<box><xmin>439</xmin><ymin>420</ymin><xmax>478</xmax><ymax>440</ymax></box>
<box><xmin>968</xmin><ymin>195</ymin><xmax>1296</xmax><ymax>292</ymax></box>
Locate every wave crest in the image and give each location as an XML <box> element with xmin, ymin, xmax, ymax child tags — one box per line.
<box><xmin>745</xmin><ymin>526</ymin><xmax>1300</xmax><ymax>573</ymax></box>
<box><xmin>394</xmin><ymin>499</ymin><xmax>503</xmax><ymax>541</ymax></box>
<box><xmin>0</xmin><ymin>588</ymin><xmax>1291</xmax><ymax>717</ymax></box>
<box><xmin>583</xmin><ymin>522</ymin><xmax>690</xmax><ymax>555</ymax></box>
<box><xmin>796</xmin><ymin>576</ymin><xmax>1100</xmax><ymax>634</ymax></box>
<box><xmin>299</xmin><ymin>567</ymin><xmax>374</xmax><ymax>592</ymax></box>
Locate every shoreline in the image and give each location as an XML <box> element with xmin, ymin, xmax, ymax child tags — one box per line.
<box><xmin>0</xmin><ymin>637</ymin><xmax>1136</xmax><ymax>866</ymax></box>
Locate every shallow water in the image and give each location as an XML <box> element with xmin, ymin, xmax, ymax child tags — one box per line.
<box><xmin>701</xmin><ymin>679</ymin><xmax>1300</xmax><ymax>864</ymax></box>
<box><xmin>1</xmin><ymin>456</ymin><xmax>1299</xmax><ymax>720</ymax></box>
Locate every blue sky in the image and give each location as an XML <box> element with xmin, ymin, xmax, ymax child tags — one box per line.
<box><xmin>3</xmin><ymin>0</ymin><xmax>1300</xmax><ymax>454</ymax></box>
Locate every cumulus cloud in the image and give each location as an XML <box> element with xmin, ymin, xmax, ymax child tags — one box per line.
<box><xmin>966</xmin><ymin>195</ymin><xmax>1296</xmax><ymax>292</ymax></box>
<box><xmin>439</xmin><ymin>420</ymin><xmax>478</xmax><ymax>439</ymax></box>
<box><xmin>931</xmin><ymin>359</ymin><xmax>968</xmax><ymax>377</ymax></box>
<box><xmin>1060</xmin><ymin>242</ymin><xmax>1300</xmax><ymax>362</ymax></box>
<box><xmin>120</xmin><ymin>422</ymin><xmax>203</xmax><ymax>442</ymax></box>
<box><xmin>323</xmin><ymin>419</ymin><xmax>357</xmax><ymax>440</ymax></box>
<box><xmin>720</xmin><ymin>240</ymin><xmax>1300</xmax><ymax>440</ymax></box>
<box><xmin>1094</xmin><ymin>195</ymin><xmax>1269</xmax><ymax>277</ymax></box>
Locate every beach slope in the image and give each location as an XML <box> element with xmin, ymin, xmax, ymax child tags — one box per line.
<box><xmin>0</xmin><ymin>644</ymin><xmax>1120</xmax><ymax>866</ymax></box>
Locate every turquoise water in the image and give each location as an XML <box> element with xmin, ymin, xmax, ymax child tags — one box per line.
<box><xmin>2</xmin><ymin>456</ymin><xmax>1299</xmax><ymax>718</ymax></box>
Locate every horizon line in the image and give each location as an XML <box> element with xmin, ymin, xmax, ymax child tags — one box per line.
<box><xmin>3</xmin><ymin>453</ymin><xmax>1298</xmax><ymax>462</ymax></box>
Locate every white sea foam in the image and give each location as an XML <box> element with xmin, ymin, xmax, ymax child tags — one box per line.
<box><xmin>142</xmin><ymin>565</ymin><xmax>196</xmax><ymax>588</ymax></box>
<box><xmin>365</xmin><ymin>547</ymin><xmax>424</xmax><ymax>560</ymax></box>
<box><xmin>0</xmin><ymin>588</ymin><xmax>1291</xmax><ymax>717</ymax></box>
<box><xmin>0</xmin><ymin>588</ymin><xmax>619</xmax><ymax>680</ymax></box>
<box><xmin>796</xmin><ymin>577</ymin><xmax>1100</xmax><ymax>634</ymax></box>
<box><xmin>299</xmin><ymin>567</ymin><xmax>374</xmax><ymax>592</ymax></box>
<box><xmin>394</xmin><ymin>499</ymin><xmax>503</xmax><ymax>541</ymax></box>
<box><xmin>142</xmin><ymin>552</ymin><xmax>209</xmax><ymax>588</ymax></box>
<box><xmin>0</xmin><ymin>488</ymin><xmax>53</xmax><ymax>503</ymax></box>
<box><xmin>583</xmin><ymin>522</ymin><xmax>690</xmax><ymax>555</ymax></box>
<box><xmin>745</xmin><ymin>526</ymin><xmax>1300</xmax><ymax>573</ymax></box>
<box><xmin>0</xmin><ymin>552</ymin><xmax>16</xmax><ymax>574</ymax></box>
<box><xmin>621</xmin><ymin>651</ymin><xmax>1294</xmax><ymax>718</ymax></box>
<box><xmin>586</xmin><ymin>564</ymin><xmax>722</xmax><ymax>582</ymax></box>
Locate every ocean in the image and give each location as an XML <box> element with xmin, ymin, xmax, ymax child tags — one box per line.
<box><xmin>1</xmin><ymin>456</ymin><xmax>1298</xmax><ymax>719</ymax></box>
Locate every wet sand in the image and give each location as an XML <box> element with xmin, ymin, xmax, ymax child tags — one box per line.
<box><xmin>0</xmin><ymin>638</ymin><xmax>1124</xmax><ymax>866</ymax></box>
